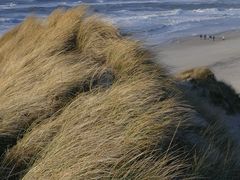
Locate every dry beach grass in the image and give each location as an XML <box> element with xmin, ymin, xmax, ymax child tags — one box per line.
<box><xmin>0</xmin><ymin>6</ymin><xmax>239</xmax><ymax>179</ymax></box>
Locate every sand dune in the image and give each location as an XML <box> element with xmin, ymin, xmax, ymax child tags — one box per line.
<box><xmin>0</xmin><ymin>6</ymin><xmax>240</xmax><ymax>180</ymax></box>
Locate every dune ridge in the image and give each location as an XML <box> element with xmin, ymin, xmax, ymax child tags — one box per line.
<box><xmin>0</xmin><ymin>6</ymin><xmax>239</xmax><ymax>179</ymax></box>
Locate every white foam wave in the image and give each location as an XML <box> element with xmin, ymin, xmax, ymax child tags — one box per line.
<box><xmin>0</xmin><ymin>18</ymin><xmax>11</xmax><ymax>23</ymax></box>
<box><xmin>73</xmin><ymin>0</ymin><xmax>163</xmax><ymax>6</ymax></box>
<box><xmin>193</xmin><ymin>8</ymin><xmax>219</xmax><ymax>13</ymax></box>
<box><xmin>192</xmin><ymin>8</ymin><xmax>240</xmax><ymax>17</ymax></box>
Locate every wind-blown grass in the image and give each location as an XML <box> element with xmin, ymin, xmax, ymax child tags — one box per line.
<box><xmin>0</xmin><ymin>6</ymin><xmax>239</xmax><ymax>180</ymax></box>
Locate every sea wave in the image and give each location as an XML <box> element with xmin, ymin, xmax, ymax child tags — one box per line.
<box><xmin>2</xmin><ymin>0</ymin><xmax>240</xmax><ymax>44</ymax></box>
<box><xmin>0</xmin><ymin>17</ymin><xmax>11</xmax><ymax>23</ymax></box>
<box><xmin>75</xmin><ymin>0</ymin><xmax>167</xmax><ymax>5</ymax></box>
<box><xmin>192</xmin><ymin>8</ymin><xmax>219</xmax><ymax>13</ymax></box>
<box><xmin>110</xmin><ymin>8</ymin><xmax>228</xmax><ymax>29</ymax></box>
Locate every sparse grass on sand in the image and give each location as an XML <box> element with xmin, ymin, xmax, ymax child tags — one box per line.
<box><xmin>0</xmin><ymin>6</ymin><xmax>239</xmax><ymax>179</ymax></box>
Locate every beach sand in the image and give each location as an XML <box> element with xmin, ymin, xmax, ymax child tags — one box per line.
<box><xmin>155</xmin><ymin>31</ymin><xmax>240</xmax><ymax>92</ymax></box>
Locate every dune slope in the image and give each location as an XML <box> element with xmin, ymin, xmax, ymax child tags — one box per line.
<box><xmin>0</xmin><ymin>6</ymin><xmax>239</xmax><ymax>180</ymax></box>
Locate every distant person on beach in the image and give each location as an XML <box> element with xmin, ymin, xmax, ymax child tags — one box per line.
<box><xmin>222</xmin><ymin>36</ymin><xmax>225</xmax><ymax>40</ymax></box>
<box><xmin>204</xmin><ymin>34</ymin><xmax>207</xmax><ymax>40</ymax></box>
<box><xmin>213</xmin><ymin>36</ymin><xmax>215</xmax><ymax>41</ymax></box>
<box><xmin>200</xmin><ymin>34</ymin><xmax>203</xmax><ymax>39</ymax></box>
<box><xmin>209</xmin><ymin>35</ymin><xmax>212</xmax><ymax>39</ymax></box>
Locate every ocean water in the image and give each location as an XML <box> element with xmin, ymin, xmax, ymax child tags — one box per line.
<box><xmin>1</xmin><ymin>0</ymin><xmax>240</xmax><ymax>45</ymax></box>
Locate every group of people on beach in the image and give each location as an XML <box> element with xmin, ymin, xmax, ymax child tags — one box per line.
<box><xmin>199</xmin><ymin>34</ymin><xmax>225</xmax><ymax>41</ymax></box>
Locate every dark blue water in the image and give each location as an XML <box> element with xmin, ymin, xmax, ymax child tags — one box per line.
<box><xmin>1</xmin><ymin>0</ymin><xmax>240</xmax><ymax>45</ymax></box>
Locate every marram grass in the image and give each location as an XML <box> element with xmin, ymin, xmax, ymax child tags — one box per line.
<box><xmin>0</xmin><ymin>6</ymin><xmax>239</xmax><ymax>180</ymax></box>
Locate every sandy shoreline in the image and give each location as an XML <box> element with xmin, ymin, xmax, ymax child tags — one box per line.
<box><xmin>155</xmin><ymin>30</ymin><xmax>240</xmax><ymax>92</ymax></box>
